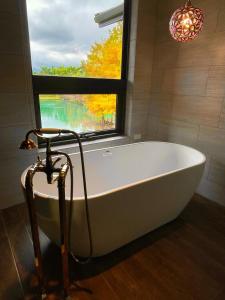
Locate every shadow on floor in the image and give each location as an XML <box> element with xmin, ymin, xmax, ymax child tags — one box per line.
<box><xmin>41</xmin><ymin>216</ymin><xmax>185</xmax><ymax>283</ymax></box>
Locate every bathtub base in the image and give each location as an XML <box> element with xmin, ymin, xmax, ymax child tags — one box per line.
<box><xmin>36</xmin><ymin>164</ymin><xmax>204</xmax><ymax>257</ymax></box>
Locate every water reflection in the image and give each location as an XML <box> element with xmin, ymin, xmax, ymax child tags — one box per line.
<box><xmin>40</xmin><ymin>96</ymin><xmax>116</xmax><ymax>133</ymax></box>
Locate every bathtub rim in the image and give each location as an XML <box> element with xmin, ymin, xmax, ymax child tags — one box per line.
<box><xmin>21</xmin><ymin>141</ymin><xmax>206</xmax><ymax>201</ymax></box>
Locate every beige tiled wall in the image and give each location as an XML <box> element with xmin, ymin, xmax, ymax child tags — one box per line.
<box><xmin>0</xmin><ymin>0</ymin><xmax>36</xmax><ymax>209</ymax></box>
<box><xmin>125</xmin><ymin>0</ymin><xmax>157</xmax><ymax>140</ymax></box>
<box><xmin>147</xmin><ymin>0</ymin><xmax>225</xmax><ymax>206</ymax></box>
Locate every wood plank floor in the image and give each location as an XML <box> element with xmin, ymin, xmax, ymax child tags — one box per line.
<box><xmin>0</xmin><ymin>194</ymin><xmax>225</xmax><ymax>300</ymax></box>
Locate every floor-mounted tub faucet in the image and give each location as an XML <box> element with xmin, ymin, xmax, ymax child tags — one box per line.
<box><xmin>20</xmin><ymin>128</ymin><xmax>93</xmax><ymax>299</ymax></box>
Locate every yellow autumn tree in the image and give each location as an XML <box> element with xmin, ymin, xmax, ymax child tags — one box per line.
<box><xmin>83</xmin><ymin>22</ymin><xmax>123</xmax><ymax>79</ymax></box>
<box><xmin>82</xmin><ymin>22</ymin><xmax>123</xmax><ymax>125</ymax></box>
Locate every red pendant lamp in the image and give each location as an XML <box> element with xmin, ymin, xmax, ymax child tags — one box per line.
<box><xmin>169</xmin><ymin>0</ymin><xmax>204</xmax><ymax>42</ymax></box>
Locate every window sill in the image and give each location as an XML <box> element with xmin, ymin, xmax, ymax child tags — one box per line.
<box><xmin>38</xmin><ymin>135</ymin><xmax>131</xmax><ymax>154</ymax></box>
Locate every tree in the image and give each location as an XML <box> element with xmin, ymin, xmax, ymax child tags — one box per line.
<box><xmin>36</xmin><ymin>22</ymin><xmax>123</xmax><ymax>127</ymax></box>
<box><xmin>83</xmin><ymin>22</ymin><xmax>123</xmax><ymax>123</ymax></box>
<box><xmin>84</xmin><ymin>94</ymin><xmax>116</xmax><ymax>125</ymax></box>
<box><xmin>82</xmin><ymin>22</ymin><xmax>123</xmax><ymax>79</ymax></box>
<box><xmin>34</xmin><ymin>65</ymin><xmax>85</xmax><ymax>77</ymax></box>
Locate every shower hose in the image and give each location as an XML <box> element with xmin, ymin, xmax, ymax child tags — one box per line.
<box><xmin>54</xmin><ymin>132</ymin><xmax>93</xmax><ymax>265</ymax></box>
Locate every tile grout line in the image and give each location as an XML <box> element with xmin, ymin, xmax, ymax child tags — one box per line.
<box><xmin>0</xmin><ymin>209</ymin><xmax>25</xmax><ymax>298</ymax></box>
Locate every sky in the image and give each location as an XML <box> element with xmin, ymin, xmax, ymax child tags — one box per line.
<box><xmin>26</xmin><ymin>0</ymin><xmax>123</xmax><ymax>71</ymax></box>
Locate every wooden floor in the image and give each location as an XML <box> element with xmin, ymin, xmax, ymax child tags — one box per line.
<box><xmin>0</xmin><ymin>194</ymin><xmax>225</xmax><ymax>300</ymax></box>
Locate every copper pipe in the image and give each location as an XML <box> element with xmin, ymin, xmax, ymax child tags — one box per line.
<box><xmin>24</xmin><ymin>162</ymin><xmax>47</xmax><ymax>299</ymax></box>
<box><xmin>20</xmin><ymin>128</ymin><xmax>93</xmax><ymax>298</ymax></box>
<box><xmin>58</xmin><ymin>163</ymin><xmax>70</xmax><ymax>298</ymax></box>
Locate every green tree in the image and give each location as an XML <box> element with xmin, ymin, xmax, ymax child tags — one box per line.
<box><xmin>34</xmin><ymin>65</ymin><xmax>85</xmax><ymax>77</ymax></box>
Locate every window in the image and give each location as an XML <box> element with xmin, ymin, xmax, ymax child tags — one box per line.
<box><xmin>26</xmin><ymin>0</ymin><xmax>131</xmax><ymax>145</ymax></box>
<box><xmin>39</xmin><ymin>94</ymin><xmax>117</xmax><ymax>132</ymax></box>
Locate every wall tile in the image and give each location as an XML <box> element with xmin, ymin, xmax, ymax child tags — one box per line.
<box><xmin>138</xmin><ymin>0</ymin><xmax>157</xmax><ymax>17</ymax></box>
<box><xmin>0</xmin><ymin>94</ymin><xmax>32</xmax><ymax>127</ymax></box>
<box><xmin>0</xmin><ymin>54</ymin><xmax>27</xmax><ymax>93</ymax></box>
<box><xmin>156</xmin><ymin>18</ymin><xmax>174</xmax><ymax>44</ymax></box>
<box><xmin>197</xmin><ymin>126</ymin><xmax>225</xmax><ymax>157</ymax></box>
<box><xmin>147</xmin><ymin>115</ymin><xmax>159</xmax><ymax>140</ymax></box>
<box><xmin>197</xmin><ymin>178</ymin><xmax>225</xmax><ymax>207</ymax></box>
<box><xmin>215</xmin><ymin>0</ymin><xmax>225</xmax><ymax>32</ymax></box>
<box><xmin>172</xmin><ymin>95</ymin><xmax>223</xmax><ymax>127</ymax></box>
<box><xmin>149</xmin><ymin>66</ymin><xmax>164</xmax><ymax>93</ymax></box>
<box><xmin>219</xmin><ymin>99</ymin><xmax>225</xmax><ymax>129</ymax></box>
<box><xmin>219</xmin><ymin>113</ymin><xmax>225</xmax><ymax>129</ymax></box>
<box><xmin>129</xmin><ymin>112</ymin><xmax>148</xmax><ymax>137</ymax></box>
<box><xmin>206</xmin><ymin>66</ymin><xmax>225</xmax><ymax>97</ymax></box>
<box><xmin>0</xmin><ymin>0</ymin><xmax>20</xmax><ymax>14</ymax></box>
<box><xmin>156</xmin><ymin>118</ymin><xmax>199</xmax><ymax>147</ymax></box>
<box><xmin>201</xmin><ymin>154</ymin><xmax>211</xmax><ymax>180</ymax></box>
<box><xmin>162</xmin><ymin>67</ymin><xmax>208</xmax><ymax>96</ymax></box>
<box><xmin>177</xmin><ymin>36</ymin><xmax>212</xmax><ymax>68</ymax></box>
<box><xmin>0</xmin><ymin>155</ymin><xmax>34</xmax><ymax>185</ymax></box>
<box><xmin>0</xmin><ymin>155</ymin><xmax>35</xmax><ymax>209</ymax></box>
<box><xmin>0</xmin><ymin>13</ymin><xmax>24</xmax><ymax>54</ymax></box>
<box><xmin>209</xmin><ymin>32</ymin><xmax>225</xmax><ymax>66</ymax></box>
<box><xmin>0</xmin><ymin>124</ymin><xmax>36</xmax><ymax>159</ymax></box>
<box><xmin>197</xmin><ymin>0</ymin><xmax>221</xmax><ymax>34</ymax></box>
<box><xmin>149</xmin><ymin>93</ymin><xmax>173</xmax><ymax>118</ymax></box>
<box><xmin>135</xmin><ymin>42</ymin><xmax>154</xmax><ymax>81</ymax></box>
<box><xmin>156</xmin><ymin>0</ymin><xmax>181</xmax><ymax>18</ymax></box>
<box><xmin>208</xmin><ymin>156</ymin><xmax>225</xmax><ymax>187</ymax></box>
<box><xmin>132</xmin><ymin>99</ymin><xmax>149</xmax><ymax>113</ymax></box>
<box><xmin>154</xmin><ymin>41</ymin><xmax>179</xmax><ymax>69</ymax></box>
<box><xmin>136</xmin><ymin>10</ymin><xmax>155</xmax><ymax>44</ymax></box>
<box><xmin>133</xmin><ymin>73</ymin><xmax>152</xmax><ymax>98</ymax></box>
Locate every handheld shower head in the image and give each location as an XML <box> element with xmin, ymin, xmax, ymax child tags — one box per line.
<box><xmin>19</xmin><ymin>129</ymin><xmax>39</xmax><ymax>150</ymax></box>
<box><xmin>20</xmin><ymin>138</ymin><xmax>37</xmax><ymax>150</ymax></box>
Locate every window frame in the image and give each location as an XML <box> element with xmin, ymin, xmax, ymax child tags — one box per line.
<box><xmin>31</xmin><ymin>0</ymin><xmax>131</xmax><ymax>146</ymax></box>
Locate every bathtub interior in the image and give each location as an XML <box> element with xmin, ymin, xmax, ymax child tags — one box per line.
<box><xmin>31</xmin><ymin>141</ymin><xmax>205</xmax><ymax>200</ymax></box>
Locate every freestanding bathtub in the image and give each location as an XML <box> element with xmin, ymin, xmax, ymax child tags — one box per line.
<box><xmin>21</xmin><ymin>141</ymin><xmax>205</xmax><ymax>257</ymax></box>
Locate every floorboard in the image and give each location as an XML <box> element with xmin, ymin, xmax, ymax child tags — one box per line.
<box><xmin>0</xmin><ymin>211</ymin><xmax>24</xmax><ymax>300</ymax></box>
<box><xmin>1</xmin><ymin>194</ymin><xmax>225</xmax><ymax>300</ymax></box>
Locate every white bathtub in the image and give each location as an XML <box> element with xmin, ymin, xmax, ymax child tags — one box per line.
<box><xmin>21</xmin><ymin>141</ymin><xmax>205</xmax><ymax>257</ymax></box>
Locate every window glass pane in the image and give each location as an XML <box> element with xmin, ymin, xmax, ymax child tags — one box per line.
<box><xmin>27</xmin><ymin>0</ymin><xmax>124</xmax><ymax>79</ymax></box>
<box><xmin>39</xmin><ymin>94</ymin><xmax>117</xmax><ymax>133</ymax></box>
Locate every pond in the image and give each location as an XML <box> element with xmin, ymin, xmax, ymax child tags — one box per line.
<box><xmin>40</xmin><ymin>96</ymin><xmax>116</xmax><ymax>133</ymax></box>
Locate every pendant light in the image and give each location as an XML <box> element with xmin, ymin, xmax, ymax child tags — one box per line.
<box><xmin>169</xmin><ymin>0</ymin><xmax>204</xmax><ymax>42</ymax></box>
